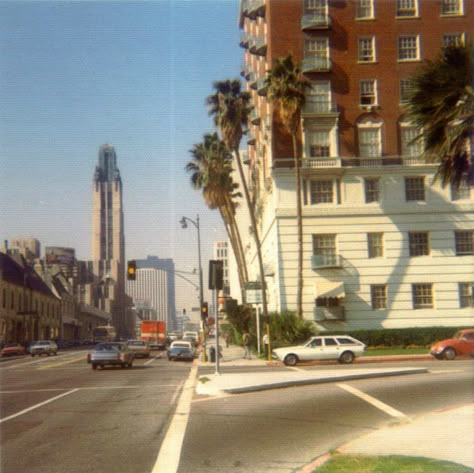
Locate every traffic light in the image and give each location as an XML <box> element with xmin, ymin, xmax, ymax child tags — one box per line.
<box><xmin>209</xmin><ymin>260</ymin><xmax>224</xmax><ymax>290</ymax></box>
<box><xmin>127</xmin><ymin>260</ymin><xmax>136</xmax><ymax>280</ymax></box>
<box><xmin>200</xmin><ymin>302</ymin><xmax>208</xmax><ymax>320</ymax></box>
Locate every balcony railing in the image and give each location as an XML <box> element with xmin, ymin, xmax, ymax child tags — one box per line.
<box><xmin>249</xmin><ymin>36</ymin><xmax>267</xmax><ymax>56</ymax></box>
<box><xmin>302</xmin><ymin>101</ymin><xmax>338</xmax><ymax>115</ymax></box>
<box><xmin>256</xmin><ymin>77</ymin><xmax>267</xmax><ymax>96</ymax></box>
<box><xmin>250</xmin><ymin>109</ymin><xmax>261</xmax><ymax>125</ymax></box>
<box><xmin>239</xmin><ymin>32</ymin><xmax>250</xmax><ymax>49</ymax></box>
<box><xmin>302</xmin><ymin>56</ymin><xmax>332</xmax><ymax>72</ymax></box>
<box><xmin>301</xmin><ymin>13</ymin><xmax>331</xmax><ymax>30</ymax></box>
<box><xmin>311</xmin><ymin>254</ymin><xmax>343</xmax><ymax>269</ymax></box>
<box><xmin>273</xmin><ymin>155</ymin><xmax>428</xmax><ymax>170</ymax></box>
<box><xmin>247</xmin><ymin>0</ymin><xmax>265</xmax><ymax>18</ymax></box>
<box><xmin>314</xmin><ymin>306</ymin><xmax>345</xmax><ymax>321</ymax></box>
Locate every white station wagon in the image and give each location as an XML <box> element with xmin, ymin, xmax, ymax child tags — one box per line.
<box><xmin>272</xmin><ymin>335</ymin><xmax>367</xmax><ymax>366</ymax></box>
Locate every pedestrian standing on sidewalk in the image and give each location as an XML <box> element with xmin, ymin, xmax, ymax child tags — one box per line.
<box><xmin>224</xmin><ymin>333</ymin><xmax>230</xmax><ymax>348</ymax></box>
<box><xmin>242</xmin><ymin>332</ymin><xmax>251</xmax><ymax>359</ymax></box>
<box><xmin>262</xmin><ymin>332</ymin><xmax>269</xmax><ymax>359</ymax></box>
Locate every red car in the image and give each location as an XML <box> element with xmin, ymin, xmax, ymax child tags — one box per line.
<box><xmin>430</xmin><ymin>329</ymin><xmax>474</xmax><ymax>360</ymax></box>
<box><xmin>1</xmin><ymin>343</ymin><xmax>26</xmax><ymax>357</ymax></box>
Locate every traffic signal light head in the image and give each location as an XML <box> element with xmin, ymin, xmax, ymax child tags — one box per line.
<box><xmin>127</xmin><ymin>260</ymin><xmax>137</xmax><ymax>280</ymax></box>
<box><xmin>200</xmin><ymin>302</ymin><xmax>208</xmax><ymax>320</ymax></box>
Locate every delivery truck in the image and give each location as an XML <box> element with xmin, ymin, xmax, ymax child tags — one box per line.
<box><xmin>140</xmin><ymin>320</ymin><xmax>167</xmax><ymax>350</ymax></box>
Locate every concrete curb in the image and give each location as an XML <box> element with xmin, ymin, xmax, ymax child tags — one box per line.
<box><xmin>196</xmin><ymin>367</ymin><xmax>428</xmax><ymax>396</ymax></box>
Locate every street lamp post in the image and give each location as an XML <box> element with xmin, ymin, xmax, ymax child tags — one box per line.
<box><xmin>179</xmin><ymin>215</ymin><xmax>207</xmax><ymax>362</ymax></box>
<box><xmin>179</xmin><ymin>215</ymin><xmax>203</xmax><ymax>308</ymax></box>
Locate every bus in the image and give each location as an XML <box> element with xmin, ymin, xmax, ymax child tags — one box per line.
<box><xmin>92</xmin><ymin>325</ymin><xmax>117</xmax><ymax>343</ymax></box>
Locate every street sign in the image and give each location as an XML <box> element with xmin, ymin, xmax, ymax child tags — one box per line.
<box><xmin>245</xmin><ymin>281</ymin><xmax>263</xmax><ymax>304</ymax></box>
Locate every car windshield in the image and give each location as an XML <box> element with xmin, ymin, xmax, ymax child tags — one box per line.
<box><xmin>98</xmin><ymin>343</ymin><xmax>122</xmax><ymax>351</ymax></box>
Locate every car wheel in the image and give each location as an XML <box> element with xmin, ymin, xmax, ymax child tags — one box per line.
<box><xmin>444</xmin><ymin>347</ymin><xmax>456</xmax><ymax>360</ymax></box>
<box><xmin>31</xmin><ymin>354</ymin><xmax>35</xmax><ymax>357</ymax></box>
<box><xmin>283</xmin><ymin>354</ymin><xmax>298</xmax><ymax>366</ymax></box>
<box><xmin>339</xmin><ymin>351</ymin><xmax>355</xmax><ymax>364</ymax></box>
<box><xmin>92</xmin><ymin>364</ymin><xmax>97</xmax><ymax>370</ymax></box>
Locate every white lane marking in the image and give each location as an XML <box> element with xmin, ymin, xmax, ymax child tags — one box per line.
<box><xmin>37</xmin><ymin>355</ymin><xmax>85</xmax><ymax>369</ymax></box>
<box><xmin>144</xmin><ymin>356</ymin><xmax>158</xmax><ymax>366</ymax></box>
<box><xmin>1</xmin><ymin>384</ymin><xmax>183</xmax><ymax>394</ymax></box>
<box><xmin>337</xmin><ymin>383</ymin><xmax>411</xmax><ymax>421</ymax></box>
<box><xmin>151</xmin><ymin>365</ymin><xmax>198</xmax><ymax>473</ymax></box>
<box><xmin>0</xmin><ymin>389</ymin><xmax>79</xmax><ymax>424</ymax></box>
<box><xmin>429</xmin><ymin>369</ymin><xmax>464</xmax><ymax>374</ymax></box>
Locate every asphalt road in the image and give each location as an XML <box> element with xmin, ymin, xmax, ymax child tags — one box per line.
<box><xmin>1</xmin><ymin>353</ymin><xmax>472</xmax><ymax>473</ymax></box>
<box><xmin>179</xmin><ymin>360</ymin><xmax>474</xmax><ymax>473</ymax></box>
<box><xmin>0</xmin><ymin>350</ymin><xmax>191</xmax><ymax>473</ymax></box>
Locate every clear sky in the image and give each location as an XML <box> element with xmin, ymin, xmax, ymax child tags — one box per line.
<box><xmin>0</xmin><ymin>0</ymin><xmax>243</xmax><ymax>314</ymax></box>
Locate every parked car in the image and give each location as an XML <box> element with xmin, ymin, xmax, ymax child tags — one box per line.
<box><xmin>126</xmin><ymin>340</ymin><xmax>151</xmax><ymax>358</ymax></box>
<box><xmin>430</xmin><ymin>329</ymin><xmax>474</xmax><ymax>360</ymax></box>
<box><xmin>88</xmin><ymin>342</ymin><xmax>134</xmax><ymax>370</ymax></box>
<box><xmin>272</xmin><ymin>335</ymin><xmax>367</xmax><ymax>366</ymax></box>
<box><xmin>1</xmin><ymin>343</ymin><xmax>26</xmax><ymax>357</ymax></box>
<box><xmin>167</xmin><ymin>345</ymin><xmax>195</xmax><ymax>362</ymax></box>
<box><xmin>30</xmin><ymin>340</ymin><xmax>58</xmax><ymax>357</ymax></box>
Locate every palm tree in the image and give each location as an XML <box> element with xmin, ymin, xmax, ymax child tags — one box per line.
<box><xmin>206</xmin><ymin>79</ymin><xmax>269</xmax><ymax>319</ymax></box>
<box><xmin>405</xmin><ymin>43</ymin><xmax>474</xmax><ymax>188</ymax></box>
<box><xmin>265</xmin><ymin>54</ymin><xmax>311</xmax><ymax>318</ymax></box>
<box><xmin>186</xmin><ymin>133</ymin><xmax>249</xmax><ymax>301</ymax></box>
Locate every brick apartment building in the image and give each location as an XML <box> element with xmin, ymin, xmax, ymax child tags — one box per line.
<box><xmin>234</xmin><ymin>0</ymin><xmax>473</xmax><ymax>329</ymax></box>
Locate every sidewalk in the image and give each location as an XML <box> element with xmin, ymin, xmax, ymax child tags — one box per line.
<box><xmin>196</xmin><ymin>342</ymin><xmax>474</xmax><ymax>471</ymax></box>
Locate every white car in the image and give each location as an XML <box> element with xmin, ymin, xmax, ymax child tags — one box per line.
<box><xmin>30</xmin><ymin>340</ymin><xmax>58</xmax><ymax>357</ymax></box>
<box><xmin>272</xmin><ymin>335</ymin><xmax>367</xmax><ymax>366</ymax></box>
<box><xmin>126</xmin><ymin>340</ymin><xmax>151</xmax><ymax>358</ymax></box>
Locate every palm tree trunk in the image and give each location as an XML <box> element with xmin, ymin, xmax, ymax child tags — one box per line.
<box><xmin>233</xmin><ymin>147</ymin><xmax>269</xmax><ymax>319</ymax></box>
<box><xmin>219</xmin><ymin>206</ymin><xmax>247</xmax><ymax>303</ymax></box>
<box><xmin>293</xmin><ymin>133</ymin><xmax>304</xmax><ymax>319</ymax></box>
<box><xmin>225</xmin><ymin>195</ymin><xmax>249</xmax><ymax>284</ymax></box>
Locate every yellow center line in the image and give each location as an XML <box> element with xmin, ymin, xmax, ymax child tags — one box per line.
<box><xmin>37</xmin><ymin>355</ymin><xmax>86</xmax><ymax>369</ymax></box>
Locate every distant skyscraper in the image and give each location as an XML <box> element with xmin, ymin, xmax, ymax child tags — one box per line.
<box><xmin>92</xmin><ymin>144</ymin><xmax>125</xmax><ymax>263</ymax></box>
<box><xmin>91</xmin><ymin>144</ymin><xmax>133</xmax><ymax>338</ymax></box>
<box><xmin>126</xmin><ymin>256</ymin><xmax>177</xmax><ymax>330</ymax></box>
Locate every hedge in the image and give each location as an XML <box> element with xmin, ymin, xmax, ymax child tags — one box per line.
<box><xmin>323</xmin><ymin>326</ymin><xmax>473</xmax><ymax>348</ymax></box>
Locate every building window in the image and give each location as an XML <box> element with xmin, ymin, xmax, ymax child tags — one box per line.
<box><xmin>409</xmin><ymin>232</ymin><xmax>430</xmax><ymax>256</ymax></box>
<box><xmin>396</xmin><ymin>0</ymin><xmax>418</xmax><ymax>17</ymax></box>
<box><xmin>359</xmin><ymin>127</ymin><xmax>381</xmax><ymax>157</ymax></box>
<box><xmin>371</xmin><ymin>285</ymin><xmax>387</xmax><ymax>309</ymax></box>
<box><xmin>405</xmin><ymin>177</ymin><xmax>425</xmax><ymax>201</ymax></box>
<box><xmin>455</xmin><ymin>231</ymin><xmax>474</xmax><ymax>255</ymax></box>
<box><xmin>360</xmin><ymin>79</ymin><xmax>377</xmax><ymax>106</ymax></box>
<box><xmin>306</xmin><ymin>81</ymin><xmax>332</xmax><ymax>113</ymax></box>
<box><xmin>459</xmin><ymin>283</ymin><xmax>473</xmax><ymax>308</ymax></box>
<box><xmin>443</xmin><ymin>33</ymin><xmax>465</xmax><ymax>47</ymax></box>
<box><xmin>358</xmin><ymin>37</ymin><xmax>376</xmax><ymax>62</ymax></box>
<box><xmin>310</xmin><ymin>180</ymin><xmax>333</xmax><ymax>203</ymax></box>
<box><xmin>441</xmin><ymin>0</ymin><xmax>463</xmax><ymax>16</ymax></box>
<box><xmin>305</xmin><ymin>38</ymin><xmax>330</xmax><ymax>69</ymax></box>
<box><xmin>368</xmin><ymin>233</ymin><xmax>384</xmax><ymax>258</ymax></box>
<box><xmin>412</xmin><ymin>284</ymin><xmax>433</xmax><ymax>308</ymax></box>
<box><xmin>304</xmin><ymin>0</ymin><xmax>328</xmax><ymax>16</ymax></box>
<box><xmin>364</xmin><ymin>178</ymin><xmax>380</xmax><ymax>203</ymax></box>
<box><xmin>451</xmin><ymin>181</ymin><xmax>471</xmax><ymax>200</ymax></box>
<box><xmin>401</xmin><ymin>124</ymin><xmax>423</xmax><ymax>157</ymax></box>
<box><xmin>308</xmin><ymin>131</ymin><xmax>331</xmax><ymax>157</ymax></box>
<box><xmin>400</xmin><ymin>78</ymin><xmax>414</xmax><ymax>103</ymax></box>
<box><xmin>313</xmin><ymin>234</ymin><xmax>337</xmax><ymax>264</ymax></box>
<box><xmin>356</xmin><ymin>0</ymin><xmax>374</xmax><ymax>19</ymax></box>
<box><xmin>398</xmin><ymin>35</ymin><xmax>420</xmax><ymax>61</ymax></box>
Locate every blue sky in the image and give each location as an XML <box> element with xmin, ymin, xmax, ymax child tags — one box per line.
<box><xmin>0</xmin><ymin>0</ymin><xmax>243</xmax><ymax>310</ymax></box>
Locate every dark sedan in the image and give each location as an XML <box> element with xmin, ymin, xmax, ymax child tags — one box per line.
<box><xmin>167</xmin><ymin>346</ymin><xmax>195</xmax><ymax>362</ymax></box>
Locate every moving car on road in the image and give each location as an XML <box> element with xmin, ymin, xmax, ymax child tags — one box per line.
<box><xmin>167</xmin><ymin>345</ymin><xmax>195</xmax><ymax>362</ymax></box>
<box><xmin>430</xmin><ymin>329</ymin><xmax>474</xmax><ymax>360</ymax></box>
<box><xmin>30</xmin><ymin>340</ymin><xmax>58</xmax><ymax>357</ymax></box>
<box><xmin>1</xmin><ymin>343</ymin><xmax>26</xmax><ymax>357</ymax></box>
<box><xmin>88</xmin><ymin>342</ymin><xmax>134</xmax><ymax>370</ymax></box>
<box><xmin>272</xmin><ymin>335</ymin><xmax>367</xmax><ymax>366</ymax></box>
<box><xmin>127</xmin><ymin>340</ymin><xmax>151</xmax><ymax>358</ymax></box>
